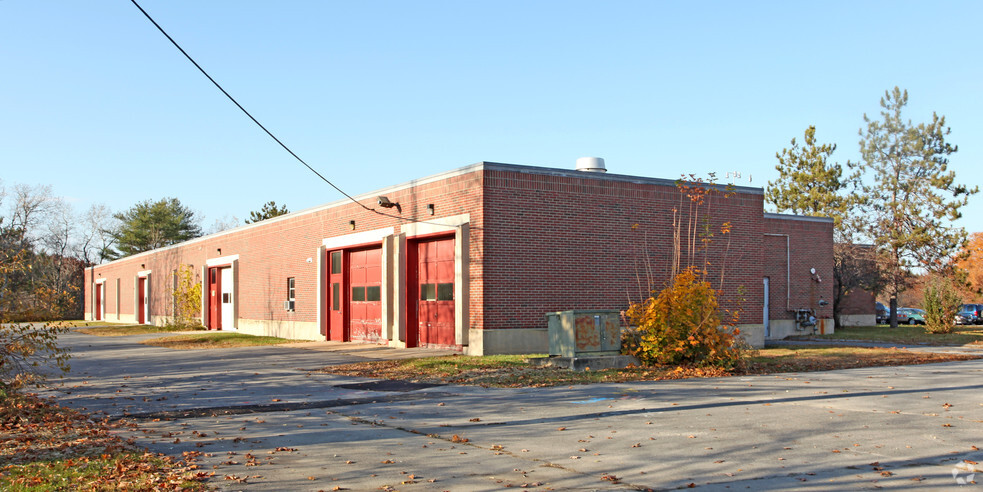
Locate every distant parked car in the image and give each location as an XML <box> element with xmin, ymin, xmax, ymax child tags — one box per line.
<box><xmin>898</xmin><ymin>308</ymin><xmax>925</xmax><ymax>325</ymax></box>
<box><xmin>876</xmin><ymin>302</ymin><xmax>889</xmax><ymax>324</ymax></box>
<box><xmin>955</xmin><ymin>306</ymin><xmax>977</xmax><ymax>325</ymax></box>
<box><xmin>961</xmin><ymin>304</ymin><xmax>981</xmax><ymax>325</ymax></box>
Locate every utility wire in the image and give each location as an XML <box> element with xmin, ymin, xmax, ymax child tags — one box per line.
<box><xmin>129</xmin><ymin>0</ymin><xmax>382</xmax><ymax>214</ymax></box>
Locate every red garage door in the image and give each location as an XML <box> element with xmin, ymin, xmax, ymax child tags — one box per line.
<box><xmin>348</xmin><ymin>247</ymin><xmax>382</xmax><ymax>342</ymax></box>
<box><xmin>415</xmin><ymin>237</ymin><xmax>455</xmax><ymax>347</ymax></box>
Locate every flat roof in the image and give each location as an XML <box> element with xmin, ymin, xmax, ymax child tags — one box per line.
<box><xmin>763</xmin><ymin>212</ymin><xmax>834</xmax><ymax>223</ymax></box>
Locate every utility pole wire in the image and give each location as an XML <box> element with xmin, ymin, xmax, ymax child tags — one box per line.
<box><xmin>128</xmin><ymin>0</ymin><xmax>373</xmax><ymax>212</ymax></box>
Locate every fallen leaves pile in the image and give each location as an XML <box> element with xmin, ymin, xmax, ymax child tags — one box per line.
<box><xmin>0</xmin><ymin>390</ymin><xmax>209</xmax><ymax>490</ymax></box>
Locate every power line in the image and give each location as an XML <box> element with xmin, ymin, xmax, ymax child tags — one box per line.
<box><xmin>129</xmin><ymin>0</ymin><xmax>381</xmax><ymax>213</ymax></box>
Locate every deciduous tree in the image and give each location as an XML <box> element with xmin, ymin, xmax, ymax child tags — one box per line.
<box><xmin>954</xmin><ymin>231</ymin><xmax>983</xmax><ymax>297</ymax></box>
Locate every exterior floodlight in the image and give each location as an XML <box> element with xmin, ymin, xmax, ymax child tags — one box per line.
<box><xmin>377</xmin><ymin>196</ymin><xmax>401</xmax><ymax>213</ymax></box>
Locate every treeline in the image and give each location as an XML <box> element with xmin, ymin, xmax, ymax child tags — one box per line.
<box><xmin>0</xmin><ymin>182</ymin><xmax>289</xmax><ymax>321</ymax></box>
<box><xmin>0</xmin><ymin>182</ymin><xmax>115</xmax><ymax>320</ymax></box>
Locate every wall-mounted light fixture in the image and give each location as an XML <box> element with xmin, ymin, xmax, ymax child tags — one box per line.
<box><xmin>217</xmin><ymin>248</ymin><xmax>222</xmax><ymax>255</ymax></box>
<box><xmin>427</xmin><ymin>203</ymin><xmax>435</xmax><ymax>216</ymax></box>
<box><xmin>377</xmin><ymin>196</ymin><xmax>401</xmax><ymax>213</ymax></box>
<box><xmin>140</xmin><ymin>263</ymin><xmax>145</xmax><ymax>269</ymax></box>
<box><xmin>349</xmin><ymin>220</ymin><xmax>356</xmax><ymax>230</ymax></box>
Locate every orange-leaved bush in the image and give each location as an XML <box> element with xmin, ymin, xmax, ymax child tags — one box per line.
<box><xmin>622</xmin><ymin>267</ymin><xmax>745</xmax><ymax>369</ymax></box>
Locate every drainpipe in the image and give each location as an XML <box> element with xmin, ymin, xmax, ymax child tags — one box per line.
<box><xmin>764</xmin><ymin>233</ymin><xmax>790</xmax><ymax>312</ymax></box>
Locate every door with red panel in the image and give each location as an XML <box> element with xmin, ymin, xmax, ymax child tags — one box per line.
<box><xmin>416</xmin><ymin>237</ymin><xmax>455</xmax><ymax>346</ymax></box>
<box><xmin>327</xmin><ymin>250</ymin><xmax>345</xmax><ymax>341</ymax></box>
<box><xmin>94</xmin><ymin>283</ymin><xmax>103</xmax><ymax>321</ymax></box>
<box><xmin>137</xmin><ymin>277</ymin><xmax>147</xmax><ymax>324</ymax></box>
<box><xmin>207</xmin><ymin>267</ymin><xmax>222</xmax><ymax>330</ymax></box>
<box><xmin>348</xmin><ymin>247</ymin><xmax>382</xmax><ymax>342</ymax></box>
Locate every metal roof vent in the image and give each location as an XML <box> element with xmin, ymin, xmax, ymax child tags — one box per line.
<box><xmin>575</xmin><ymin>157</ymin><xmax>606</xmax><ymax>173</ymax></box>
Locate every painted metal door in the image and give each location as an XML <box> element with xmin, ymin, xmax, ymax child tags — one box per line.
<box><xmin>417</xmin><ymin>237</ymin><xmax>455</xmax><ymax>346</ymax></box>
<box><xmin>221</xmin><ymin>267</ymin><xmax>234</xmax><ymax>329</ymax></box>
<box><xmin>208</xmin><ymin>267</ymin><xmax>222</xmax><ymax>330</ymax></box>
<box><xmin>327</xmin><ymin>250</ymin><xmax>345</xmax><ymax>341</ymax></box>
<box><xmin>94</xmin><ymin>283</ymin><xmax>103</xmax><ymax>321</ymax></box>
<box><xmin>138</xmin><ymin>277</ymin><xmax>147</xmax><ymax>324</ymax></box>
<box><xmin>348</xmin><ymin>247</ymin><xmax>382</xmax><ymax>342</ymax></box>
<box><xmin>763</xmin><ymin>277</ymin><xmax>770</xmax><ymax>338</ymax></box>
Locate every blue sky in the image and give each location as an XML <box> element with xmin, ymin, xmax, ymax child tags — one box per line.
<box><xmin>2</xmin><ymin>1</ymin><xmax>980</xmax><ymax>232</ymax></box>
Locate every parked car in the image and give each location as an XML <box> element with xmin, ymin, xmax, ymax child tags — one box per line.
<box><xmin>875</xmin><ymin>302</ymin><xmax>889</xmax><ymax>324</ymax></box>
<box><xmin>962</xmin><ymin>304</ymin><xmax>980</xmax><ymax>316</ymax></box>
<box><xmin>961</xmin><ymin>304</ymin><xmax>981</xmax><ymax>325</ymax></box>
<box><xmin>898</xmin><ymin>308</ymin><xmax>925</xmax><ymax>325</ymax></box>
<box><xmin>955</xmin><ymin>306</ymin><xmax>977</xmax><ymax>325</ymax></box>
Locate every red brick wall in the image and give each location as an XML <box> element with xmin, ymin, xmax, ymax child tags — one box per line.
<box><xmin>85</xmin><ymin>163</ymin><xmax>835</xmax><ymax>344</ymax></box>
<box><xmin>838</xmin><ymin>286</ymin><xmax>875</xmax><ymax>315</ymax></box>
<box><xmin>763</xmin><ymin>215</ymin><xmax>834</xmax><ymax>321</ymax></box>
<box><xmin>86</xmin><ymin>167</ymin><xmax>485</xmax><ymax>329</ymax></box>
<box><xmin>480</xmin><ymin>167</ymin><xmax>766</xmax><ymax>329</ymax></box>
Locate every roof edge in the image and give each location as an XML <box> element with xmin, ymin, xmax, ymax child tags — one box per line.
<box><xmin>764</xmin><ymin>212</ymin><xmax>834</xmax><ymax>223</ymax></box>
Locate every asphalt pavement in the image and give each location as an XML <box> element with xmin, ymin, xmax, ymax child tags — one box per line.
<box><xmin>42</xmin><ymin>329</ymin><xmax>983</xmax><ymax>491</ymax></box>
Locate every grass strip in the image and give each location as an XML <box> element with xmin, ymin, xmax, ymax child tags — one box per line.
<box><xmin>318</xmin><ymin>347</ymin><xmax>979</xmax><ymax>388</ymax></box>
<box><xmin>141</xmin><ymin>332</ymin><xmax>300</xmax><ymax>349</ymax></box>
<box><xmin>793</xmin><ymin>324</ymin><xmax>983</xmax><ymax>346</ymax></box>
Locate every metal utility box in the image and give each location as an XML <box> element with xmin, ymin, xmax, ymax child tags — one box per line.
<box><xmin>546</xmin><ymin>310</ymin><xmax>622</xmax><ymax>357</ymax></box>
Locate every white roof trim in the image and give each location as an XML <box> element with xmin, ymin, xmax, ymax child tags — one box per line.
<box><xmin>322</xmin><ymin>227</ymin><xmax>394</xmax><ymax>250</ymax></box>
<box><xmin>206</xmin><ymin>254</ymin><xmax>240</xmax><ymax>267</ymax></box>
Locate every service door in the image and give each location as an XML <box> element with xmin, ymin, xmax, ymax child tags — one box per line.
<box><xmin>137</xmin><ymin>277</ymin><xmax>147</xmax><ymax>324</ymax></box>
<box><xmin>327</xmin><ymin>250</ymin><xmax>345</xmax><ymax>341</ymax></box>
<box><xmin>417</xmin><ymin>237</ymin><xmax>455</xmax><ymax>346</ymax></box>
<box><xmin>349</xmin><ymin>247</ymin><xmax>382</xmax><ymax>342</ymax></box>
<box><xmin>207</xmin><ymin>267</ymin><xmax>222</xmax><ymax>330</ymax></box>
<box><xmin>763</xmin><ymin>277</ymin><xmax>770</xmax><ymax>338</ymax></box>
<box><xmin>94</xmin><ymin>283</ymin><xmax>103</xmax><ymax>321</ymax></box>
<box><xmin>220</xmin><ymin>267</ymin><xmax>234</xmax><ymax>329</ymax></box>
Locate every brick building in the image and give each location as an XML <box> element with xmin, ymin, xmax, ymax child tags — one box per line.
<box><xmin>84</xmin><ymin>160</ymin><xmax>834</xmax><ymax>353</ymax></box>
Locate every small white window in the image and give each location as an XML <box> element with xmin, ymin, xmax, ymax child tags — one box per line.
<box><xmin>285</xmin><ymin>277</ymin><xmax>296</xmax><ymax>311</ymax></box>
